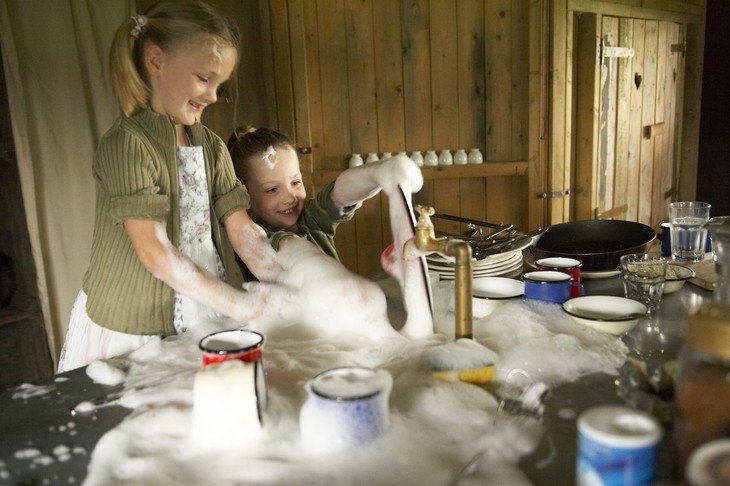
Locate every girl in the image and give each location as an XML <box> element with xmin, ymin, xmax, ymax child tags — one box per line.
<box><xmin>58</xmin><ymin>1</ymin><xmax>289</xmax><ymax>372</ymax></box>
<box><xmin>227</xmin><ymin>127</ymin><xmax>422</xmax><ymax>264</ymax></box>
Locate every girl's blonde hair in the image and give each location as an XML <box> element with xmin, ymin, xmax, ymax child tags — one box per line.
<box><xmin>109</xmin><ymin>0</ymin><xmax>240</xmax><ymax>117</ymax></box>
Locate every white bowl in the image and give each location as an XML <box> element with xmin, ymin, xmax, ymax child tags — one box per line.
<box><xmin>562</xmin><ymin>296</ymin><xmax>647</xmax><ymax>335</ymax></box>
<box><xmin>472</xmin><ymin>277</ymin><xmax>524</xmax><ymax>318</ymax></box>
<box><xmin>473</xmin><ymin>276</ymin><xmax>524</xmax><ymax>299</ymax></box>
<box><xmin>663</xmin><ymin>263</ymin><xmax>695</xmax><ymax>294</ymax></box>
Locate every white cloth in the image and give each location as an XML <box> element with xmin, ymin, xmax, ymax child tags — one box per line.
<box><xmin>57</xmin><ymin>290</ymin><xmax>159</xmax><ymax>373</ymax></box>
<box><xmin>57</xmin><ymin>145</ymin><xmax>225</xmax><ymax>373</ymax></box>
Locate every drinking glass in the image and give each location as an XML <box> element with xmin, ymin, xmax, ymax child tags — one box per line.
<box><xmin>669</xmin><ymin>201</ymin><xmax>711</xmax><ymax>262</ymax></box>
<box><xmin>620</xmin><ymin>254</ymin><xmax>667</xmax><ymax>313</ymax></box>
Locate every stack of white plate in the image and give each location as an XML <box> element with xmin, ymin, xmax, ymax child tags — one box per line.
<box><xmin>427</xmin><ymin>249</ymin><xmax>524</xmax><ymax>280</ymax></box>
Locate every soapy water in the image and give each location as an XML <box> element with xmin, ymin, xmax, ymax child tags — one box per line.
<box><xmin>4</xmin><ymin>282</ymin><xmax>626</xmax><ymax>485</ymax></box>
<box><xmin>4</xmin><ymin>232</ymin><xmax>627</xmax><ymax>485</ymax></box>
<box><xmin>64</xmin><ymin>275</ymin><xmax>626</xmax><ymax>486</ymax></box>
<box><xmin>7</xmin><ymin>177</ymin><xmax>626</xmax><ymax>484</ymax></box>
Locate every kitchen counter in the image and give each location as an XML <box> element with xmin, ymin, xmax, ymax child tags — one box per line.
<box><xmin>521</xmin><ymin>273</ymin><xmax>713</xmax><ymax>485</ymax></box>
<box><xmin>0</xmin><ymin>269</ymin><xmax>714</xmax><ymax>485</ymax></box>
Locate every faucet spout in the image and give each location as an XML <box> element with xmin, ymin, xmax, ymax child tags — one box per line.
<box><xmin>404</xmin><ymin>206</ymin><xmax>473</xmax><ymax>339</ymax></box>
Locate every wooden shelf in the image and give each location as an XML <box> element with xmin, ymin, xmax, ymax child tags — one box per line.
<box><xmin>312</xmin><ymin>160</ymin><xmax>530</xmax><ymax>186</ymax></box>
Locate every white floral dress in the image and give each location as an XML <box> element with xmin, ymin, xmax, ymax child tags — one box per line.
<box><xmin>57</xmin><ymin>145</ymin><xmax>228</xmax><ymax>373</ymax></box>
<box><xmin>172</xmin><ymin>145</ymin><xmax>226</xmax><ymax>333</ymax></box>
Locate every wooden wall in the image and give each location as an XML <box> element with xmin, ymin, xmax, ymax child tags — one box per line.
<box><xmin>202</xmin><ymin>0</ymin><xmax>545</xmax><ymax>277</ymax></box>
<box><xmin>178</xmin><ymin>0</ymin><xmax>705</xmax><ymax>278</ymax></box>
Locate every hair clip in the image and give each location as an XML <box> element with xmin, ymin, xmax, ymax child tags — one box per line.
<box><xmin>130</xmin><ymin>15</ymin><xmax>147</xmax><ymax>39</ymax></box>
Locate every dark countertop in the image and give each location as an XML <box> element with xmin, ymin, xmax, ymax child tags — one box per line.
<box><xmin>521</xmin><ymin>274</ymin><xmax>713</xmax><ymax>485</ymax></box>
<box><xmin>0</xmin><ymin>273</ymin><xmax>714</xmax><ymax>485</ymax></box>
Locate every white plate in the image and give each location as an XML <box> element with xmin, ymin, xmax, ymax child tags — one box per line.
<box><xmin>429</xmin><ymin>253</ymin><xmax>522</xmax><ymax>274</ymax></box>
<box><xmin>434</xmin><ymin>257</ymin><xmax>524</xmax><ymax>280</ymax></box>
<box><xmin>473</xmin><ymin>277</ymin><xmax>524</xmax><ymax>299</ymax></box>
<box><xmin>581</xmin><ymin>269</ymin><xmax>620</xmax><ymax>279</ymax></box>
<box><xmin>427</xmin><ymin>249</ymin><xmax>521</xmax><ymax>268</ymax></box>
<box><xmin>428</xmin><ymin>250</ymin><xmax>521</xmax><ymax>271</ymax></box>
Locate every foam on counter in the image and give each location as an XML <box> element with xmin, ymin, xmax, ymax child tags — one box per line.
<box><xmin>77</xmin><ymin>279</ymin><xmax>626</xmax><ymax>485</ymax></box>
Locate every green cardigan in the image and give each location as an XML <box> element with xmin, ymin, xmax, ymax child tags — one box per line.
<box><xmin>82</xmin><ymin>108</ymin><xmax>249</xmax><ymax>336</ymax></box>
<box><xmin>267</xmin><ymin>181</ymin><xmax>358</xmax><ymax>260</ymax></box>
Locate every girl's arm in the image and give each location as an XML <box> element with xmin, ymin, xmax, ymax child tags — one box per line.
<box><xmin>330</xmin><ymin>154</ymin><xmax>424</xmax><ymax>208</ymax></box>
<box><xmin>223</xmin><ymin>209</ymin><xmax>283</xmax><ymax>282</ymax></box>
<box><xmin>123</xmin><ymin>218</ymin><xmax>279</xmax><ymax>322</ymax></box>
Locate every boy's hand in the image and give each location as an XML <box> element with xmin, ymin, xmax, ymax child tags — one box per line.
<box><xmin>375</xmin><ymin>154</ymin><xmax>423</xmax><ymax>196</ymax></box>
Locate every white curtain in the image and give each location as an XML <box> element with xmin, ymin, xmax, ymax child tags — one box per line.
<box><xmin>0</xmin><ymin>0</ymin><xmax>134</xmax><ymax>365</ymax></box>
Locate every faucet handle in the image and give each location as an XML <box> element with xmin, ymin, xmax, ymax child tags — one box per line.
<box><xmin>414</xmin><ymin>205</ymin><xmax>436</xmax><ymax>229</ymax></box>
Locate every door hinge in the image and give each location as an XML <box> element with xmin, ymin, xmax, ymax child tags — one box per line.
<box><xmin>671</xmin><ymin>41</ymin><xmax>686</xmax><ymax>57</ymax></box>
<box><xmin>598</xmin><ymin>37</ymin><xmax>634</xmax><ymax>64</ymax></box>
<box><xmin>537</xmin><ymin>189</ymin><xmax>571</xmax><ymax>199</ymax></box>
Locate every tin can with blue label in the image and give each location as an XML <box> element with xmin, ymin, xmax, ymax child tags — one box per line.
<box><xmin>576</xmin><ymin>405</ymin><xmax>662</xmax><ymax>486</ymax></box>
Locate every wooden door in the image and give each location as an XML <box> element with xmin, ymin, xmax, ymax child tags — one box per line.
<box><xmin>573</xmin><ymin>14</ymin><xmax>685</xmax><ymax>228</ymax></box>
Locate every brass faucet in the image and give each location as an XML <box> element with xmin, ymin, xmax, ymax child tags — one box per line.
<box><xmin>404</xmin><ymin>205</ymin><xmax>473</xmax><ymax>339</ymax></box>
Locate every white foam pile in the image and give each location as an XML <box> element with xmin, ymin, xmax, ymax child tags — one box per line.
<box><xmin>72</xmin><ymin>272</ymin><xmax>626</xmax><ymax>485</ymax></box>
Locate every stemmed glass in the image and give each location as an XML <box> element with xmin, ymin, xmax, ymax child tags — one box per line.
<box><xmin>616</xmin><ymin>254</ymin><xmax>678</xmax><ymax>421</ymax></box>
<box><xmin>619</xmin><ymin>254</ymin><xmax>668</xmax><ymax>358</ymax></box>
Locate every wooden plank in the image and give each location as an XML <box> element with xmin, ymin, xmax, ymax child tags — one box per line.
<box><xmin>456</xmin><ymin>0</ymin><xmax>485</xmax><ymax>150</ymax></box>
<box><xmin>638</xmin><ymin>19</ymin><xmax>658</xmax><ymax>225</ymax></box>
<box><xmin>512</xmin><ymin>0</ymin><xmax>529</xmax><ymax>161</ymax></box>
<box><xmin>626</xmin><ymin>19</ymin><xmax>645</xmax><ymax>222</ymax></box>
<box><xmin>568</xmin><ymin>0</ymin><xmax>703</xmax><ymax>24</ymax></box>
<box><xmin>599</xmin><ymin>16</ymin><xmax>619</xmax><ymax>214</ymax></box>
<box><xmin>430</xmin><ymin>1</ymin><xmax>459</xmax><ymax>151</ymax></box>
<box><xmin>528</xmin><ymin>0</ymin><xmax>549</xmax><ymax>231</ymax></box>
<box><xmin>302</xmin><ymin>0</ymin><xmax>324</xmax><ymax>190</ymax></box>
<box><xmin>549</xmin><ymin>0</ymin><xmax>570</xmax><ymax>223</ymax></box>
<box><xmin>401</xmin><ymin>0</ymin><xmax>432</xmax><ymax>154</ymax></box>
<box><xmin>678</xmin><ymin>20</ymin><xmax>699</xmax><ymax>202</ymax></box>
<box><xmin>573</xmin><ymin>12</ymin><xmax>600</xmax><ymax>220</ymax></box>
<box><xmin>314</xmin><ymin>1</ymin><xmax>356</xmax><ymax>270</ymax></box>
<box><xmin>613</xmin><ymin>18</ymin><xmax>633</xmax><ymax>218</ymax></box>
<box><xmin>269</xmin><ymin>0</ymin><xmax>296</xmax><ymax>139</ymax></box>
<box><xmin>346</xmin><ymin>0</ymin><xmax>377</xmax><ymax>155</ymax></box>
<box><xmin>459</xmin><ymin>178</ymin><xmax>488</xmax><ymax>223</ymax></box>
<box><xmin>315</xmin><ymin>0</ymin><xmax>350</xmax><ymax>170</ymax></box>
<box><xmin>374</xmin><ymin>0</ymin><xmax>406</xmax><ymax>153</ymax></box>
<box><xmin>485</xmin><ymin>0</ymin><xmax>513</xmax><ymax>228</ymax></box>
<box><xmin>312</xmin><ymin>161</ymin><xmax>530</xmax><ymax>185</ymax></box>
<box><xmin>662</xmin><ymin>22</ymin><xmax>682</xmax><ymax>221</ymax></box>
<box><xmin>433</xmin><ymin>180</ymin><xmax>462</xmax><ymax>235</ymax></box>
<box><xmin>373</xmin><ymin>0</ymin><xmax>406</xmax><ymax>267</ymax></box>
<box><xmin>344</xmin><ymin>0</ymin><xmax>381</xmax><ymax>276</ymax></box>
<box><xmin>650</xmin><ymin>20</ymin><xmax>669</xmax><ymax>226</ymax></box>
<box><xmin>485</xmin><ymin>0</ymin><xmax>512</xmax><ymax>161</ymax></box>
<box><xmin>287</xmin><ymin>0</ymin><xmax>313</xmax><ymax>189</ymax></box>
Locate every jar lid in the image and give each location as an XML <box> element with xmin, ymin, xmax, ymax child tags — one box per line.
<box><xmin>687</xmin><ymin>304</ymin><xmax>730</xmax><ymax>360</ymax></box>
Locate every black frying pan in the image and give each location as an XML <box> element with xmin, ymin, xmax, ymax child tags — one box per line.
<box><xmin>529</xmin><ymin>220</ymin><xmax>656</xmax><ymax>272</ymax></box>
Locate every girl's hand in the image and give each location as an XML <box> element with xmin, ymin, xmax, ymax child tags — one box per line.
<box><xmin>233</xmin><ymin>281</ymin><xmax>303</xmax><ymax>323</ymax></box>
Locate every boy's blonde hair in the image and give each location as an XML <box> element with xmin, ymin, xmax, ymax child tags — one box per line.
<box><xmin>109</xmin><ymin>0</ymin><xmax>240</xmax><ymax>117</ymax></box>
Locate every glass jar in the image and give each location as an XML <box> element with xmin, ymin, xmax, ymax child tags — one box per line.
<box><xmin>674</xmin><ymin>303</ymin><xmax>730</xmax><ymax>482</ymax></box>
<box><xmin>706</xmin><ymin>216</ymin><xmax>730</xmax><ymax>304</ymax></box>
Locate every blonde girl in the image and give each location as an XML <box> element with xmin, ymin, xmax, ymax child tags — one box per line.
<box><xmin>58</xmin><ymin>1</ymin><xmax>288</xmax><ymax>372</ymax></box>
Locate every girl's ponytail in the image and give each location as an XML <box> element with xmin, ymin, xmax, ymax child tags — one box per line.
<box><xmin>109</xmin><ymin>16</ymin><xmax>149</xmax><ymax>117</ymax></box>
